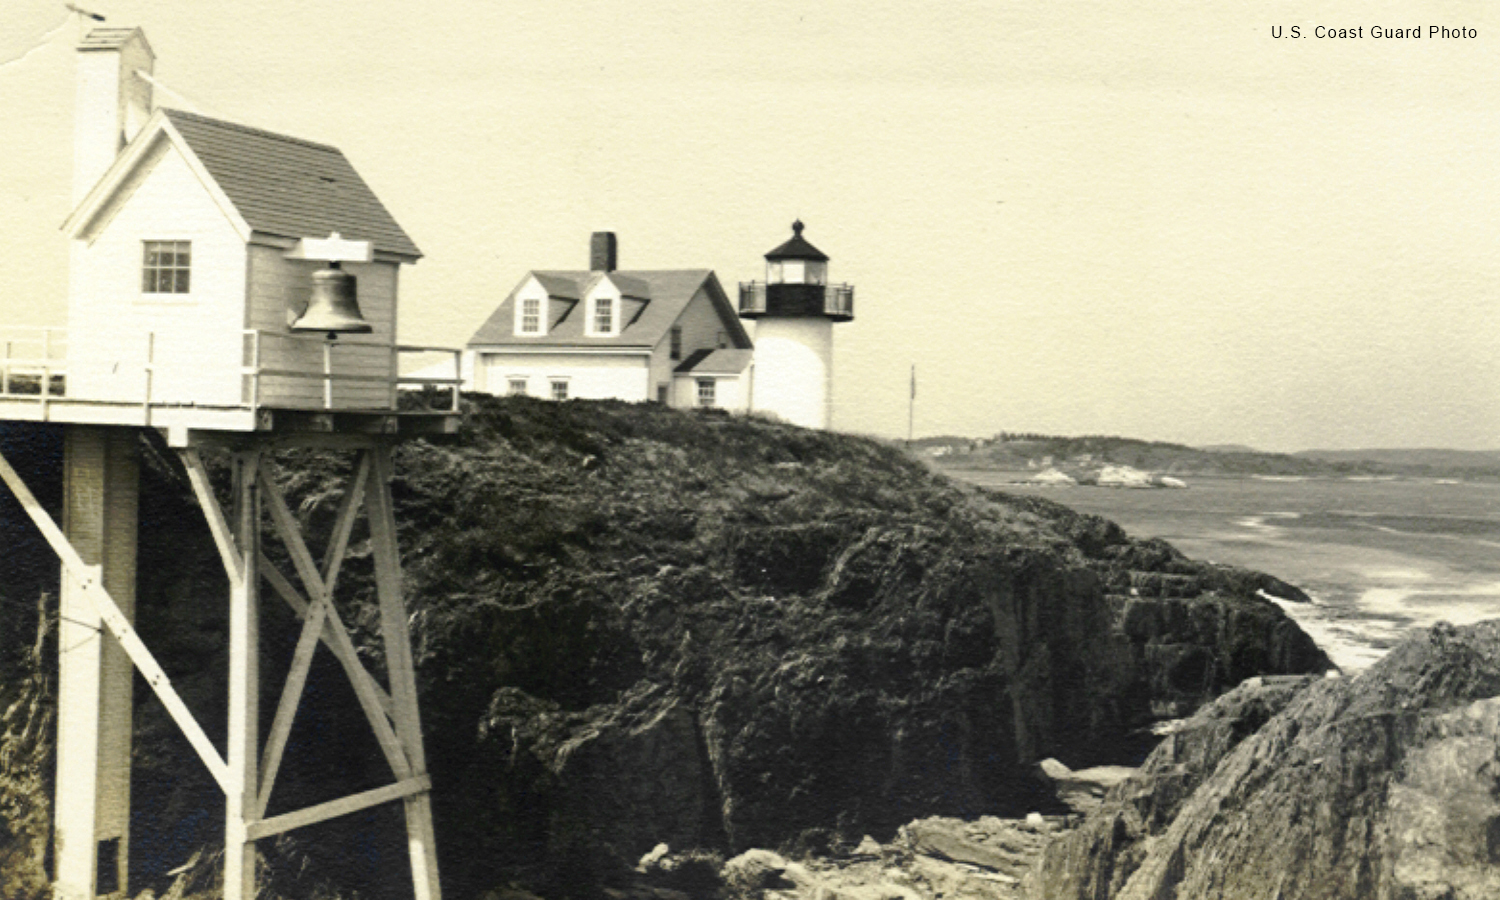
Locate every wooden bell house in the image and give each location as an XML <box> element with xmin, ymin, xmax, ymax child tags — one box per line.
<box><xmin>0</xmin><ymin>24</ymin><xmax>458</xmax><ymax>900</ymax></box>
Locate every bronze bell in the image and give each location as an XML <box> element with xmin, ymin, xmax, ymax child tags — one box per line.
<box><xmin>292</xmin><ymin>262</ymin><xmax>373</xmax><ymax>336</ymax></box>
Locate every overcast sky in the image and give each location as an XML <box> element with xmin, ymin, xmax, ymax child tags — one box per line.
<box><xmin>3</xmin><ymin>1</ymin><xmax>1498</xmax><ymax>451</ymax></box>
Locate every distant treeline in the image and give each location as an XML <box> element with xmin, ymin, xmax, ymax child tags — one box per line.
<box><xmin>913</xmin><ymin>431</ymin><xmax>1500</xmax><ymax>481</ymax></box>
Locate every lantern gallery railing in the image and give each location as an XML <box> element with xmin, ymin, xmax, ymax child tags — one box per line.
<box><xmin>824</xmin><ymin>284</ymin><xmax>854</xmax><ymax>318</ymax></box>
<box><xmin>739</xmin><ymin>281</ymin><xmax>767</xmax><ymax>314</ymax></box>
<box><xmin>0</xmin><ymin>327</ymin><xmax>461</xmax><ymax>415</ymax></box>
<box><xmin>0</xmin><ymin>326</ymin><xmax>67</xmax><ymax>406</ymax></box>
<box><xmin>737</xmin><ymin>282</ymin><xmax>856</xmax><ymax>319</ymax></box>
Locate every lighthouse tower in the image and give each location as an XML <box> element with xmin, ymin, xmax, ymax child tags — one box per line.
<box><xmin>739</xmin><ymin>221</ymin><xmax>854</xmax><ymax>429</ymax></box>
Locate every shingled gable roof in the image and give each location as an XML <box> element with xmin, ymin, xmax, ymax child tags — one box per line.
<box><xmin>65</xmin><ymin>108</ymin><xmax>420</xmax><ymax>259</ymax></box>
<box><xmin>79</xmin><ymin>27</ymin><xmax>154</xmax><ymax>55</ymax></box>
<box><xmin>467</xmin><ymin>270</ymin><xmax>753</xmax><ymax>349</ymax></box>
<box><xmin>674</xmin><ymin>348</ymin><xmax>753</xmax><ymax>375</ymax></box>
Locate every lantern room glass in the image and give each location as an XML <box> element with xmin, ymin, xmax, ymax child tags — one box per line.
<box><xmin>766</xmin><ymin>260</ymin><xmax>827</xmax><ymax>285</ymax></box>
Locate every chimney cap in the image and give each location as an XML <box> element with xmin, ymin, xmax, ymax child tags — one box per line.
<box><xmin>78</xmin><ymin>26</ymin><xmax>154</xmax><ymax>57</ymax></box>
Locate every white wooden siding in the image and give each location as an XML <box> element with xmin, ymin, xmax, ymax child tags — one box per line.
<box><xmin>245</xmin><ymin>244</ymin><xmax>398</xmax><ymax>409</ymax></box>
<box><xmin>476</xmin><ymin>352</ymin><xmax>650</xmax><ymax>402</ymax></box>
<box><xmin>648</xmin><ymin>286</ymin><xmax>736</xmax><ymax>405</ymax></box>
<box><xmin>672</xmin><ymin>372</ymin><xmax>748</xmax><ymax>412</ymax></box>
<box><xmin>67</xmin><ymin>140</ymin><xmax>247</xmax><ymax>407</ymax></box>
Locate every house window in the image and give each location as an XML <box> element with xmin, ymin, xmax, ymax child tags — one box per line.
<box><xmin>716</xmin><ymin>331</ymin><xmax>727</xmax><ymax>349</ymax></box>
<box><xmin>520</xmin><ymin>297</ymin><xmax>541</xmax><ymax>334</ymax></box>
<box><xmin>142</xmin><ymin>241</ymin><xmax>190</xmax><ymax>293</ymax></box>
<box><xmin>550</xmin><ymin>379</ymin><xmax>569</xmax><ymax>400</ymax></box>
<box><xmin>508</xmin><ymin>378</ymin><xmax>528</xmax><ymax>396</ymax></box>
<box><xmin>656</xmin><ymin>384</ymin><xmax>668</xmax><ymax>404</ymax></box>
<box><xmin>697</xmin><ymin>378</ymin><xmax>715</xmax><ymax>407</ymax></box>
<box><xmin>670</xmin><ymin>326</ymin><xmax>683</xmax><ymax>360</ymax></box>
<box><xmin>594</xmin><ymin>296</ymin><xmax>613</xmax><ymax>334</ymax></box>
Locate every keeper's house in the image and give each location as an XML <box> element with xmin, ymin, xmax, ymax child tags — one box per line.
<box><xmin>462</xmin><ymin>233</ymin><xmax>754</xmax><ymax>410</ymax></box>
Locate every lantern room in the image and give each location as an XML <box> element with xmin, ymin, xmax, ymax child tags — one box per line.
<box><xmin>739</xmin><ymin>220</ymin><xmax>854</xmax><ymax>321</ymax></box>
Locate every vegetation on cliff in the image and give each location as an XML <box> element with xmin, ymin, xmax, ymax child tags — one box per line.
<box><xmin>0</xmin><ymin>399</ymin><xmax>1331</xmax><ymax>899</ymax></box>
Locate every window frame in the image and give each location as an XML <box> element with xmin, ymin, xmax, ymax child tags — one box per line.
<box><xmin>550</xmin><ymin>379</ymin><xmax>569</xmax><ymax>401</ymax></box>
<box><xmin>670</xmin><ymin>326</ymin><xmax>683</xmax><ymax>361</ymax></box>
<box><xmin>507</xmin><ymin>378</ymin><xmax>528</xmax><ymax>396</ymax></box>
<box><xmin>519</xmin><ymin>297</ymin><xmax>542</xmax><ymax>334</ymax></box>
<box><xmin>696</xmin><ymin>378</ymin><xmax>716</xmax><ymax>408</ymax></box>
<box><xmin>141</xmin><ymin>240</ymin><xmax>192</xmax><ymax>297</ymax></box>
<box><xmin>593</xmin><ymin>295</ymin><xmax>613</xmax><ymax>335</ymax></box>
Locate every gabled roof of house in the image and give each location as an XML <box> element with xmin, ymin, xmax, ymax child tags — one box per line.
<box><xmin>582</xmin><ymin>272</ymin><xmax>652</xmax><ymax>300</ymax></box>
<box><xmin>533</xmin><ymin>273</ymin><xmax>582</xmax><ymax>300</ymax></box>
<box><xmin>65</xmin><ymin>108</ymin><xmax>420</xmax><ymax>260</ymax></box>
<box><xmin>468</xmin><ymin>270</ymin><xmax>753</xmax><ymax>349</ymax></box>
<box><xmin>674</xmin><ymin>348</ymin><xmax>753</xmax><ymax>375</ymax></box>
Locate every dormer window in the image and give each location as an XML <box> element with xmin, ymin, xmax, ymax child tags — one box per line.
<box><xmin>520</xmin><ymin>297</ymin><xmax>541</xmax><ymax>334</ymax></box>
<box><xmin>142</xmin><ymin>241</ymin><xmax>191</xmax><ymax>293</ymax></box>
<box><xmin>594</xmin><ymin>296</ymin><xmax>613</xmax><ymax>334</ymax></box>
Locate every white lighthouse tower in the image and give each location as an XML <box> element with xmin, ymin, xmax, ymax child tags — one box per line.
<box><xmin>739</xmin><ymin>221</ymin><xmax>854</xmax><ymax>429</ymax></box>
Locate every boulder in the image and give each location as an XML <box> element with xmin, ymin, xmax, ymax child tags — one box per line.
<box><xmin>1036</xmin><ymin>622</ymin><xmax>1500</xmax><ymax>899</ymax></box>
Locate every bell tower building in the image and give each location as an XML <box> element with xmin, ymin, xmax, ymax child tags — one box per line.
<box><xmin>738</xmin><ymin>221</ymin><xmax>854</xmax><ymax>430</ymax></box>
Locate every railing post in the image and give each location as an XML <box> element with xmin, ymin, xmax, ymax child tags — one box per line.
<box><xmin>252</xmin><ymin>332</ymin><xmax>262</xmax><ymax>410</ymax></box>
<box><xmin>390</xmin><ymin>345</ymin><xmax>399</xmax><ymax>410</ymax></box>
<box><xmin>322</xmin><ymin>341</ymin><xmax>334</xmax><ymax>410</ymax></box>
<box><xmin>143</xmin><ymin>332</ymin><xmax>154</xmax><ymax>425</ymax></box>
<box><xmin>451</xmin><ymin>350</ymin><xmax>461</xmax><ymax>412</ymax></box>
<box><xmin>43</xmin><ymin>329</ymin><xmax>53</xmax><ymax>409</ymax></box>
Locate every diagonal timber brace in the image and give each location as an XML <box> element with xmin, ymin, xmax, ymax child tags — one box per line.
<box><xmin>255</xmin><ymin>454</ymin><xmax>412</xmax><ymax>815</ymax></box>
<box><xmin>0</xmin><ymin>448</ymin><xmax>231</xmax><ymax>792</ymax></box>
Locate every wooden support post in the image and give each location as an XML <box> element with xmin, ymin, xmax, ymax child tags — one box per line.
<box><xmin>54</xmin><ymin>426</ymin><xmax>138</xmax><ymax>900</ymax></box>
<box><xmin>367</xmin><ymin>446</ymin><xmax>442</xmax><ymax>900</ymax></box>
<box><xmin>223</xmin><ymin>452</ymin><xmax>261</xmax><ymax>900</ymax></box>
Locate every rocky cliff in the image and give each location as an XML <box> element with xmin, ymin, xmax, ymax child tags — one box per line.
<box><xmin>0</xmin><ymin>401</ymin><xmax>1331</xmax><ymax>899</ymax></box>
<box><xmin>1035</xmin><ymin>620</ymin><xmax>1500</xmax><ymax>900</ymax></box>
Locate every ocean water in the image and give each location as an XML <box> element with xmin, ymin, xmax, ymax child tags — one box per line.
<box><xmin>949</xmin><ymin>471</ymin><xmax>1500</xmax><ymax>673</ymax></box>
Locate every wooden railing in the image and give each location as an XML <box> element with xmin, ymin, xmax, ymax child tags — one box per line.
<box><xmin>0</xmin><ymin>327</ymin><xmax>67</xmax><ymax>413</ymax></box>
<box><xmin>0</xmin><ymin>327</ymin><xmax>461</xmax><ymax>417</ymax></box>
<box><xmin>242</xmin><ymin>331</ymin><xmax>462</xmax><ymax>413</ymax></box>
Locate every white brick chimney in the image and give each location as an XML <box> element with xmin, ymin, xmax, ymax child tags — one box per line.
<box><xmin>73</xmin><ymin>28</ymin><xmax>154</xmax><ymax>205</ymax></box>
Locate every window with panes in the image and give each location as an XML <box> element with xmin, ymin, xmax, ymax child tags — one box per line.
<box><xmin>142</xmin><ymin>241</ymin><xmax>191</xmax><ymax>294</ymax></box>
<box><xmin>521</xmin><ymin>297</ymin><xmax>541</xmax><ymax>333</ymax></box>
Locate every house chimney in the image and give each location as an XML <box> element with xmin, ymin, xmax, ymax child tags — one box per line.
<box><xmin>590</xmin><ymin>232</ymin><xmax>617</xmax><ymax>272</ymax></box>
<box><xmin>74</xmin><ymin>28</ymin><xmax>155</xmax><ymax>205</ymax></box>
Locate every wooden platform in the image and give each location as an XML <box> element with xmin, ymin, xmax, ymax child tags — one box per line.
<box><xmin>0</xmin><ymin>396</ymin><xmax>459</xmax><ymax>446</ymax></box>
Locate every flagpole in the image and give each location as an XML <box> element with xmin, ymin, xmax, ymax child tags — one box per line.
<box><xmin>908</xmin><ymin>364</ymin><xmax>915</xmax><ymax>446</ymax></box>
